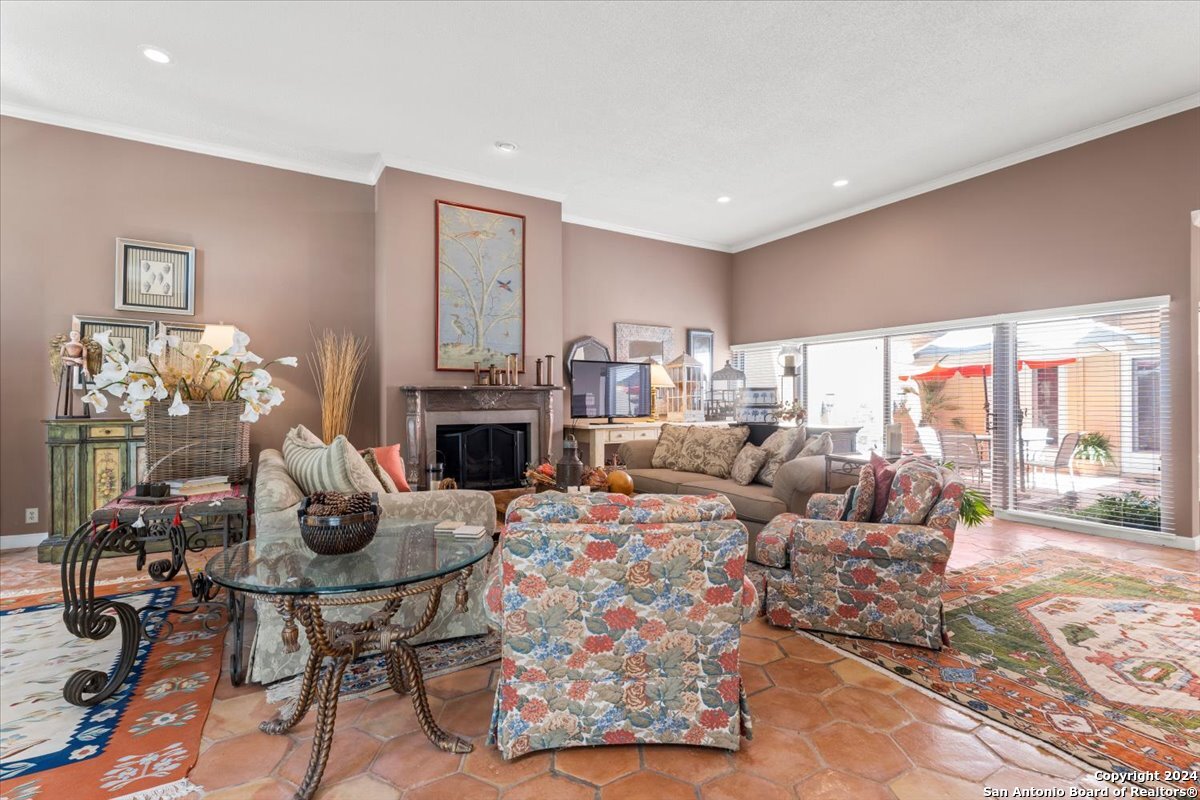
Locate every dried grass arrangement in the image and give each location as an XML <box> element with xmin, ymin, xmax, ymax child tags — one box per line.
<box><xmin>311</xmin><ymin>329</ymin><xmax>370</xmax><ymax>444</ymax></box>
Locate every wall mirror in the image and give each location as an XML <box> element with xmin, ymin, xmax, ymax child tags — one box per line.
<box><xmin>566</xmin><ymin>335</ymin><xmax>612</xmax><ymax>380</ymax></box>
<box><xmin>614</xmin><ymin>322</ymin><xmax>674</xmax><ymax>364</ymax></box>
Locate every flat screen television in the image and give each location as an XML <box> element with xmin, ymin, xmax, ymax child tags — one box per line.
<box><xmin>570</xmin><ymin>360</ymin><xmax>652</xmax><ymax>422</ymax></box>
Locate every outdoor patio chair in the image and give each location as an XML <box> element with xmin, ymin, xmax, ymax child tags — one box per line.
<box><xmin>938</xmin><ymin>430</ymin><xmax>985</xmax><ymax>486</ymax></box>
<box><xmin>917</xmin><ymin>426</ymin><xmax>943</xmax><ymax>459</ymax></box>
<box><xmin>1028</xmin><ymin>431</ymin><xmax>1081</xmax><ymax>493</ymax></box>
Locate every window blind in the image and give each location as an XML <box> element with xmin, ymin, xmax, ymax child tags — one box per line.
<box><xmin>731</xmin><ymin>344</ymin><xmax>782</xmax><ymax>390</ymax></box>
<box><xmin>1001</xmin><ymin>303</ymin><xmax>1171</xmax><ymax>534</ymax></box>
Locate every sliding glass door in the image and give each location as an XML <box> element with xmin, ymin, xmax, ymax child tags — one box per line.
<box><xmin>732</xmin><ymin>298</ymin><xmax>1173</xmax><ymax>536</ymax></box>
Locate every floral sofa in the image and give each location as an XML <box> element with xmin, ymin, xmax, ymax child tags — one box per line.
<box><xmin>483</xmin><ymin>492</ymin><xmax>756</xmax><ymax>759</ymax></box>
<box><xmin>248</xmin><ymin>448</ymin><xmax>497</xmax><ymax>684</ymax></box>
<box><xmin>757</xmin><ymin>460</ymin><xmax>962</xmax><ymax>649</ymax></box>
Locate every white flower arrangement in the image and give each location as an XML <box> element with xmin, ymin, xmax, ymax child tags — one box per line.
<box><xmin>82</xmin><ymin>327</ymin><xmax>297</xmax><ymax>423</ymax></box>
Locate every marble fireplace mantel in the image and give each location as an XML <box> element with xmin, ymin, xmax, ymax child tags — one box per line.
<box><xmin>400</xmin><ymin>385</ymin><xmax>564</xmax><ymax>489</ymax></box>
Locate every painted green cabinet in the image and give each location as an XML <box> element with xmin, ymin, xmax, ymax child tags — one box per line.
<box><xmin>39</xmin><ymin>419</ymin><xmax>146</xmax><ymax>562</ymax></box>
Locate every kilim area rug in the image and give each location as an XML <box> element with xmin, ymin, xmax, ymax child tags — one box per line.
<box><xmin>815</xmin><ymin>547</ymin><xmax>1199</xmax><ymax>792</ymax></box>
<box><xmin>265</xmin><ymin>631</ymin><xmax>501</xmax><ymax>706</ymax></box>
<box><xmin>0</xmin><ymin>580</ymin><xmax>222</xmax><ymax>800</ymax></box>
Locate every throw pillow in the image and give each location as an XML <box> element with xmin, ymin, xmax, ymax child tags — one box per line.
<box><xmin>371</xmin><ymin>444</ymin><xmax>411</xmax><ymax>492</ymax></box>
<box><xmin>755</xmin><ymin>426</ymin><xmax>806</xmax><ymax>486</ymax></box>
<box><xmin>840</xmin><ymin>487</ymin><xmax>857</xmax><ymax>521</ymax></box>
<box><xmin>360</xmin><ymin>448</ymin><xmax>399</xmax><ymax>493</ymax></box>
<box><xmin>881</xmin><ymin>459</ymin><xmax>945</xmax><ymax>525</ymax></box>
<box><xmin>797</xmin><ymin>431</ymin><xmax>834</xmax><ymax>458</ymax></box>
<box><xmin>869</xmin><ymin>451</ymin><xmax>899</xmax><ymax>522</ymax></box>
<box><xmin>283</xmin><ymin>427</ymin><xmax>384</xmax><ymax>495</ymax></box>
<box><xmin>847</xmin><ymin>464</ymin><xmax>875</xmax><ymax>522</ymax></box>
<box><xmin>651</xmin><ymin>424</ymin><xmax>692</xmax><ymax>469</ymax></box>
<box><xmin>675</xmin><ymin>425</ymin><xmax>749</xmax><ymax>478</ymax></box>
<box><xmin>730</xmin><ymin>443</ymin><xmax>768</xmax><ymax>485</ymax></box>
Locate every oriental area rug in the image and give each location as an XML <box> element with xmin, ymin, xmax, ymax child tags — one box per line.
<box><xmin>816</xmin><ymin>547</ymin><xmax>1200</xmax><ymax>792</ymax></box>
<box><xmin>265</xmin><ymin>631</ymin><xmax>500</xmax><ymax>706</ymax></box>
<box><xmin>0</xmin><ymin>580</ymin><xmax>222</xmax><ymax>800</ymax></box>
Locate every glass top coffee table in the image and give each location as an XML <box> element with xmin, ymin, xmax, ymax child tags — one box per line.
<box><xmin>207</xmin><ymin>522</ymin><xmax>493</xmax><ymax>800</ymax></box>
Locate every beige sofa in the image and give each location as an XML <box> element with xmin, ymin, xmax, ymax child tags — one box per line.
<box><xmin>617</xmin><ymin>427</ymin><xmax>856</xmax><ymax>560</ymax></box>
<box><xmin>248</xmin><ymin>448</ymin><xmax>497</xmax><ymax>684</ymax></box>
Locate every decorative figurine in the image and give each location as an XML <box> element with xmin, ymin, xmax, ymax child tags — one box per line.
<box><xmin>48</xmin><ymin>330</ymin><xmax>99</xmax><ymax>418</ymax></box>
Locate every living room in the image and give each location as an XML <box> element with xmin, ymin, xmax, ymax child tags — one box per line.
<box><xmin>1</xmin><ymin>2</ymin><xmax>1197</xmax><ymax>800</ymax></box>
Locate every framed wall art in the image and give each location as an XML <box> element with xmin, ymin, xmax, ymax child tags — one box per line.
<box><xmin>615</xmin><ymin>323</ymin><xmax>674</xmax><ymax>364</ymax></box>
<box><xmin>435</xmin><ymin>200</ymin><xmax>525</xmax><ymax>371</ymax></box>
<box><xmin>115</xmin><ymin>238</ymin><xmax>196</xmax><ymax>316</ymax></box>
<box><xmin>158</xmin><ymin>321</ymin><xmax>208</xmax><ymax>372</ymax></box>
<box><xmin>71</xmin><ymin>315</ymin><xmax>155</xmax><ymax>387</ymax></box>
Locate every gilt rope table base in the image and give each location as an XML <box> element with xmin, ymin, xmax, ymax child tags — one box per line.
<box><xmin>261</xmin><ymin>566</ymin><xmax>475</xmax><ymax>800</ymax></box>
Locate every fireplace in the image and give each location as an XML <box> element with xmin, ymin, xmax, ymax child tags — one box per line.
<box><xmin>400</xmin><ymin>385</ymin><xmax>563</xmax><ymax>489</ymax></box>
<box><xmin>436</xmin><ymin>423</ymin><xmax>529</xmax><ymax>490</ymax></box>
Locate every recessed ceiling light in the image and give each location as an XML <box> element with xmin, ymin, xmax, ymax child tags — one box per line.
<box><xmin>141</xmin><ymin>46</ymin><xmax>171</xmax><ymax>64</ymax></box>
<box><xmin>716</xmin><ymin>196</ymin><xmax>731</xmax><ymax>204</ymax></box>
<box><xmin>832</xmin><ymin>178</ymin><xmax>849</xmax><ymax>188</ymax></box>
<box><xmin>494</xmin><ymin>141</ymin><xmax>518</xmax><ymax>153</ymax></box>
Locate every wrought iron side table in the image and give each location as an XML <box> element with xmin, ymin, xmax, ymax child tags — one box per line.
<box><xmin>59</xmin><ymin>485</ymin><xmax>249</xmax><ymax>708</ymax></box>
<box><xmin>206</xmin><ymin>522</ymin><xmax>493</xmax><ymax>800</ymax></box>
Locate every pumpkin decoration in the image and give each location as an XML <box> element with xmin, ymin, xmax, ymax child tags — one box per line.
<box><xmin>606</xmin><ymin>467</ymin><xmax>634</xmax><ymax>496</ymax></box>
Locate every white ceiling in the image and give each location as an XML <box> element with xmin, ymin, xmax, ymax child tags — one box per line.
<box><xmin>2</xmin><ymin>1</ymin><xmax>1198</xmax><ymax>252</ymax></box>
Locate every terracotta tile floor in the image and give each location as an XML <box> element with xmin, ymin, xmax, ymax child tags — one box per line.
<box><xmin>3</xmin><ymin>518</ymin><xmax>1195</xmax><ymax>799</ymax></box>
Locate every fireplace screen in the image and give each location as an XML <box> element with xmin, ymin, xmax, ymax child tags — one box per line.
<box><xmin>436</xmin><ymin>423</ymin><xmax>530</xmax><ymax>490</ymax></box>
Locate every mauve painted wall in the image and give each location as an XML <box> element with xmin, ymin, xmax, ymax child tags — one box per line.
<box><xmin>0</xmin><ymin>116</ymin><xmax>378</xmax><ymax>536</ymax></box>
<box><xmin>373</xmin><ymin>168</ymin><xmax>565</xmax><ymax>447</ymax></box>
<box><xmin>731</xmin><ymin>109</ymin><xmax>1200</xmax><ymax>538</ymax></box>
<box><xmin>563</xmin><ymin>222</ymin><xmax>734</xmax><ymax>369</ymax></box>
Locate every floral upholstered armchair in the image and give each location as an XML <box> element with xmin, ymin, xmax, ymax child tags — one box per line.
<box><xmin>757</xmin><ymin>459</ymin><xmax>962</xmax><ymax>650</ymax></box>
<box><xmin>484</xmin><ymin>492</ymin><xmax>757</xmax><ymax>759</ymax></box>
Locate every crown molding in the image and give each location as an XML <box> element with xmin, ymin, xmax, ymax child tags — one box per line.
<box><xmin>380</xmin><ymin>156</ymin><xmax>567</xmax><ymax>203</ymax></box>
<box><xmin>6</xmin><ymin>92</ymin><xmax>1196</xmax><ymax>255</ymax></box>
<box><xmin>0</xmin><ymin>103</ymin><xmax>379</xmax><ymax>184</ymax></box>
<box><xmin>730</xmin><ymin>92</ymin><xmax>1200</xmax><ymax>253</ymax></box>
<box><xmin>561</xmin><ymin>215</ymin><xmax>733</xmax><ymax>253</ymax></box>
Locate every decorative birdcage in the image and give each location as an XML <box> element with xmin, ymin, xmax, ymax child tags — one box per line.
<box><xmin>665</xmin><ymin>354</ymin><xmax>705</xmax><ymax>422</ymax></box>
<box><xmin>709</xmin><ymin>360</ymin><xmax>745</xmax><ymax>420</ymax></box>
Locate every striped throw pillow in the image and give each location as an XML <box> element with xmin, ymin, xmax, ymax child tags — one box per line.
<box><xmin>282</xmin><ymin>426</ymin><xmax>384</xmax><ymax>495</ymax></box>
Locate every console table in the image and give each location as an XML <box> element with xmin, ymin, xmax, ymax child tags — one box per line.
<box><xmin>565</xmin><ymin>421</ymin><xmax>730</xmax><ymax>468</ymax></box>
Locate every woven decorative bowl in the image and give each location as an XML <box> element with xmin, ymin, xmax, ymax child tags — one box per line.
<box><xmin>297</xmin><ymin>495</ymin><xmax>380</xmax><ymax>555</ymax></box>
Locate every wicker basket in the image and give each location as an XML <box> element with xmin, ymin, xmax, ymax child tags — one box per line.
<box><xmin>297</xmin><ymin>495</ymin><xmax>380</xmax><ymax>556</ymax></box>
<box><xmin>145</xmin><ymin>400</ymin><xmax>250</xmax><ymax>483</ymax></box>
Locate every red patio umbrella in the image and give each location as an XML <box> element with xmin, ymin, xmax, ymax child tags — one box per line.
<box><xmin>898</xmin><ymin>358</ymin><xmax>1075</xmax><ymax>432</ymax></box>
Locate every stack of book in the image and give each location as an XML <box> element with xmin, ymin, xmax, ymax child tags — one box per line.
<box><xmin>166</xmin><ymin>475</ymin><xmax>231</xmax><ymax>496</ymax></box>
<box><xmin>434</xmin><ymin>520</ymin><xmax>489</xmax><ymax>539</ymax></box>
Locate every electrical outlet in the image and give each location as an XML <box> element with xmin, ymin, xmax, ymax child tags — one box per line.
<box><xmin>25</xmin><ymin>508</ymin><xmax>39</xmax><ymax>524</ymax></box>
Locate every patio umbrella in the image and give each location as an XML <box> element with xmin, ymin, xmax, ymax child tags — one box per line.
<box><xmin>911</xmin><ymin>320</ymin><xmax>1154</xmax><ymax>365</ymax></box>
<box><xmin>898</xmin><ymin>358</ymin><xmax>1074</xmax><ymax>436</ymax></box>
<box><xmin>910</xmin><ymin>317</ymin><xmax>1150</xmax><ymax>489</ymax></box>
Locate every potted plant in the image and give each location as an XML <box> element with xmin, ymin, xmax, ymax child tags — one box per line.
<box><xmin>1074</xmin><ymin>432</ymin><xmax>1114</xmax><ymax>465</ymax></box>
<box><xmin>772</xmin><ymin>400</ymin><xmax>807</xmax><ymax>425</ymax></box>
<box><xmin>82</xmin><ymin>327</ymin><xmax>297</xmax><ymax>482</ymax></box>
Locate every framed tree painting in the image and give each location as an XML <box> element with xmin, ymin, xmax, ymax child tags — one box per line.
<box><xmin>435</xmin><ymin>200</ymin><xmax>526</xmax><ymax>371</ymax></box>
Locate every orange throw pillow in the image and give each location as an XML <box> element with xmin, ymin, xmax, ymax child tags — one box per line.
<box><xmin>372</xmin><ymin>444</ymin><xmax>411</xmax><ymax>492</ymax></box>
